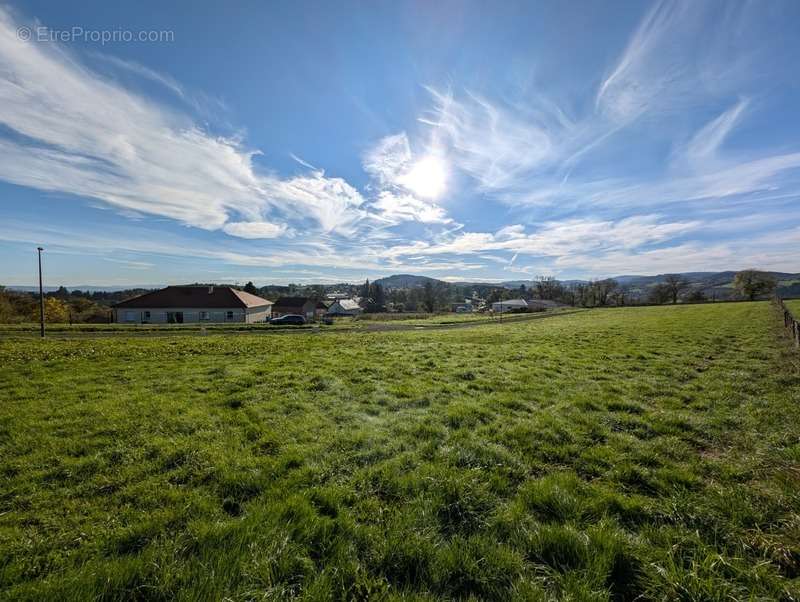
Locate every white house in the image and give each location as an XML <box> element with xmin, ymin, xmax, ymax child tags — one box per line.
<box><xmin>326</xmin><ymin>298</ymin><xmax>363</xmax><ymax>316</ymax></box>
<box><xmin>491</xmin><ymin>298</ymin><xmax>530</xmax><ymax>313</ymax></box>
<box><xmin>112</xmin><ymin>286</ymin><xmax>273</xmax><ymax>324</ymax></box>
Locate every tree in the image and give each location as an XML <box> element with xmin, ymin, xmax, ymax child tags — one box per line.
<box><xmin>663</xmin><ymin>274</ymin><xmax>689</xmax><ymax>304</ymax></box>
<box><xmin>422</xmin><ymin>281</ymin><xmax>436</xmax><ymax>313</ymax></box>
<box><xmin>35</xmin><ymin>297</ymin><xmax>70</xmax><ymax>323</ymax></box>
<box><xmin>685</xmin><ymin>289</ymin><xmax>707</xmax><ymax>303</ymax></box>
<box><xmin>534</xmin><ymin>276</ymin><xmax>564</xmax><ymax>301</ymax></box>
<box><xmin>610</xmin><ymin>286</ymin><xmax>628</xmax><ymax>307</ymax></box>
<box><xmin>0</xmin><ymin>288</ymin><xmax>15</xmax><ymax>323</ymax></box>
<box><xmin>370</xmin><ymin>282</ymin><xmax>386</xmax><ymax>308</ymax></box>
<box><xmin>733</xmin><ymin>270</ymin><xmax>777</xmax><ymax>301</ymax></box>
<box><xmin>593</xmin><ymin>279</ymin><xmax>618</xmax><ymax>307</ymax></box>
<box><xmin>243</xmin><ymin>281</ymin><xmax>258</xmax><ymax>295</ymax></box>
<box><xmin>648</xmin><ymin>283</ymin><xmax>672</xmax><ymax>305</ymax></box>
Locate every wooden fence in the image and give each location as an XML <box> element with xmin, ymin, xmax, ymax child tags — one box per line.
<box><xmin>778</xmin><ymin>297</ymin><xmax>800</xmax><ymax>348</ymax></box>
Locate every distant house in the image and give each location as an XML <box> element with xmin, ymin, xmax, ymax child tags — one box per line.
<box><xmin>112</xmin><ymin>286</ymin><xmax>272</xmax><ymax>324</ymax></box>
<box><xmin>451</xmin><ymin>301</ymin><xmax>476</xmax><ymax>313</ymax></box>
<box><xmin>272</xmin><ymin>297</ymin><xmax>318</xmax><ymax>319</ymax></box>
<box><xmin>327</xmin><ymin>298</ymin><xmax>363</xmax><ymax>316</ymax></box>
<box><xmin>491</xmin><ymin>298</ymin><xmax>530</xmax><ymax>313</ymax></box>
<box><xmin>325</xmin><ymin>291</ymin><xmax>351</xmax><ymax>300</ymax></box>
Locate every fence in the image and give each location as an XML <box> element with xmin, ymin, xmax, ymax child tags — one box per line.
<box><xmin>778</xmin><ymin>297</ymin><xmax>800</xmax><ymax>348</ymax></box>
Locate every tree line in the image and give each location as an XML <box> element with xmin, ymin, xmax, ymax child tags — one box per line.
<box><xmin>0</xmin><ymin>269</ymin><xmax>779</xmax><ymax>323</ymax></box>
<box><xmin>0</xmin><ymin>286</ymin><xmax>133</xmax><ymax>324</ymax></box>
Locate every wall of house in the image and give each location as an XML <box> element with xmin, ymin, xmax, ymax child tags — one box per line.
<box><xmin>114</xmin><ymin>307</ymin><xmax>250</xmax><ymax>324</ymax></box>
<box><xmin>245</xmin><ymin>305</ymin><xmax>272</xmax><ymax>323</ymax></box>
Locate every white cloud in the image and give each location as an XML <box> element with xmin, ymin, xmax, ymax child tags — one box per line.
<box><xmin>423</xmin><ymin>88</ymin><xmax>557</xmax><ymax>190</ymax></box>
<box><xmin>263</xmin><ymin>172</ymin><xmax>367</xmax><ymax>235</ymax></box>
<box><xmin>91</xmin><ymin>53</ymin><xmax>187</xmax><ymax>100</ymax></box>
<box><xmin>222</xmin><ymin>221</ymin><xmax>288</xmax><ymax>239</ymax></box>
<box><xmin>371</xmin><ymin>191</ymin><xmax>450</xmax><ymax>224</ymax></box>
<box><xmin>684</xmin><ymin>98</ymin><xmax>749</xmax><ymax>165</ymax></box>
<box><xmin>363</xmin><ymin>133</ymin><xmax>413</xmax><ymax>186</ymax></box>
<box><xmin>0</xmin><ymin>7</ymin><xmax>368</xmax><ymax>238</ymax></box>
<box><xmin>595</xmin><ymin>1</ymin><xmax>720</xmax><ymax>124</ymax></box>
<box><xmin>382</xmin><ymin>215</ymin><xmax>699</xmax><ymax>260</ymax></box>
<box><xmin>362</xmin><ymin>132</ymin><xmax>452</xmax><ymax>224</ymax></box>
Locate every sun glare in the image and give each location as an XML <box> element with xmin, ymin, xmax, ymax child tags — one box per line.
<box><xmin>399</xmin><ymin>155</ymin><xmax>448</xmax><ymax>199</ymax></box>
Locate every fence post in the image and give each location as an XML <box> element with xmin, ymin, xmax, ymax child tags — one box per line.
<box><xmin>777</xmin><ymin>297</ymin><xmax>800</xmax><ymax>348</ymax></box>
<box><xmin>777</xmin><ymin>297</ymin><xmax>800</xmax><ymax>349</ymax></box>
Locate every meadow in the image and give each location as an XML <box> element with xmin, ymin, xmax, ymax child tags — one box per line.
<box><xmin>0</xmin><ymin>310</ymin><xmax>570</xmax><ymax>338</ymax></box>
<box><xmin>0</xmin><ymin>302</ymin><xmax>798</xmax><ymax>600</ymax></box>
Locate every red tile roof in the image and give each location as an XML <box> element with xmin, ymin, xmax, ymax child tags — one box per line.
<box><xmin>113</xmin><ymin>286</ymin><xmax>272</xmax><ymax>309</ymax></box>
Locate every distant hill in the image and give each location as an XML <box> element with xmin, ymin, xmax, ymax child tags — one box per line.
<box><xmin>6</xmin><ymin>285</ymin><xmax>162</xmax><ymax>293</ymax></box>
<box><xmin>6</xmin><ymin>270</ymin><xmax>799</xmax><ymax>298</ymax></box>
<box><xmin>373</xmin><ymin>274</ymin><xmax>443</xmax><ymax>289</ymax></box>
<box><xmin>493</xmin><ymin>271</ymin><xmax>800</xmax><ymax>299</ymax></box>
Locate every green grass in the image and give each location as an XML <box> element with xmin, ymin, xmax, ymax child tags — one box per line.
<box><xmin>786</xmin><ymin>299</ymin><xmax>800</xmax><ymax>316</ymax></box>
<box><xmin>1</xmin><ymin>302</ymin><xmax>798</xmax><ymax>600</ymax></box>
<box><xmin>351</xmin><ymin>309</ymin><xmax>573</xmax><ymax>327</ymax></box>
<box><xmin>0</xmin><ymin>322</ymin><xmax>316</xmax><ymax>334</ymax></box>
<box><xmin>0</xmin><ymin>310</ymin><xmax>571</xmax><ymax>337</ymax></box>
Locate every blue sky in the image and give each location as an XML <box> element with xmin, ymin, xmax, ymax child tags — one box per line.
<box><xmin>1</xmin><ymin>0</ymin><xmax>799</xmax><ymax>286</ymax></box>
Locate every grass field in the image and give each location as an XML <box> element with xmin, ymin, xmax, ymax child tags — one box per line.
<box><xmin>1</xmin><ymin>302</ymin><xmax>798</xmax><ymax>600</ymax></box>
<box><xmin>786</xmin><ymin>298</ymin><xmax>800</xmax><ymax>316</ymax></box>
<box><xmin>0</xmin><ymin>310</ymin><xmax>571</xmax><ymax>338</ymax></box>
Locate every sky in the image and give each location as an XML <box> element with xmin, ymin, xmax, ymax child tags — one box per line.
<box><xmin>0</xmin><ymin>0</ymin><xmax>799</xmax><ymax>286</ymax></box>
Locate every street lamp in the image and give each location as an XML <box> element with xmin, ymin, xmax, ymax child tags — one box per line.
<box><xmin>37</xmin><ymin>247</ymin><xmax>44</xmax><ymax>338</ymax></box>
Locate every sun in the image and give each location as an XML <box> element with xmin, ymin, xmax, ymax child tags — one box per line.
<box><xmin>399</xmin><ymin>155</ymin><xmax>448</xmax><ymax>199</ymax></box>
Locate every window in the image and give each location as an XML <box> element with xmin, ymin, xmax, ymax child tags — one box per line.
<box><xmin>144</xmin><ymin>311</ymin><xmax>150</xmax><ymax>320</ymax></box>
<box><xmin>226</xmin><ymin>311</ymin><xmax>234</xmax><ymax>320</ymax></box>
<box><xmin>124</xmin><ymin>310</ymin><xmax>135</xmax><ymax>321</ymax></box>
<box><xmin>199</xmin><ymin>311</ymin><xmax>210</xmax><ymax>320</ymax></box>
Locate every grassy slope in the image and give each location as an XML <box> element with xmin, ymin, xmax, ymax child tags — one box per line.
<box><xmin>0</xmin><ymin>303</ymin><xmax>798</xmax><ymax>600</ymax></box>
<box><xmin>786</xmin><ymin>299</ymin><xmax>800</xmax><ymax>316</ymax></box>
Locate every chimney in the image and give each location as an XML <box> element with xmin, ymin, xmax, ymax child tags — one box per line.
<box><xmin>208</xmin><ymin>286</ymin><xmax>214</xmax><ymax>294</ymax></box>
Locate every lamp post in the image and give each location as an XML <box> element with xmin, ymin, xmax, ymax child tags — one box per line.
<box><xmin>37</xmin><ymin>247</ymin><xmax>44</xmax><ymax>338</ymax></box>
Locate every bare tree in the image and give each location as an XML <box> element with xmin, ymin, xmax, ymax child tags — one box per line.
<box><xmin>663</xmin><ymin>274</ymin><xmax>689</xmax><ymax>304</ymax></box>
<box><xmin>648</xmin><ymin>283</ymin><xmax>672</xmax><ymax>305</ymax></box>
<box><xmin>534</xmin><ymin>276</ymin><xmax>564</xmax><ymax>301</ymax></box>
<box><xmin>593</xmin><ymin>279</ymin><xmax>618</xmax><ymax>307</ymax></box>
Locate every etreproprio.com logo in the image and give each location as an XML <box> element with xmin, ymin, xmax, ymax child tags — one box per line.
<box><xmin>17</xmin><ymin>25</ymin><xmax>174</xmax><ymax>45</ymax></box>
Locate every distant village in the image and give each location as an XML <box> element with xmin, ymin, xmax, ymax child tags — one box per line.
<box><xmin>0</xmin><ymin>270</ymin><xmax>790</xmax><ymax>325</ymax></box>
<box><xmin>109</xmin><ymin>283</ymin><xmax>569</xmax><ymax>325</ymax></box>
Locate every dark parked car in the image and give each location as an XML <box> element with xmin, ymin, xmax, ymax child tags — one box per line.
<box><xmin>269</xmin><ymin>314</ymin><xmax>306</xmax><ymax>326</ymax></box>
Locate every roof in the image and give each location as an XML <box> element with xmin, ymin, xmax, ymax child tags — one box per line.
<box><xmin>273</xmin><ymin>296</ymin><xmax>314</xmax><ymax>308</ymax></box>
<box><xmin>333</xmin><ymin>299</ymin><xmax>361</xmax><ymax>311</ymax></box>
<box><xmin>113</xmin><ymin>286</ymin><xmax>272</xmax><ymax>309</ymax></box>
